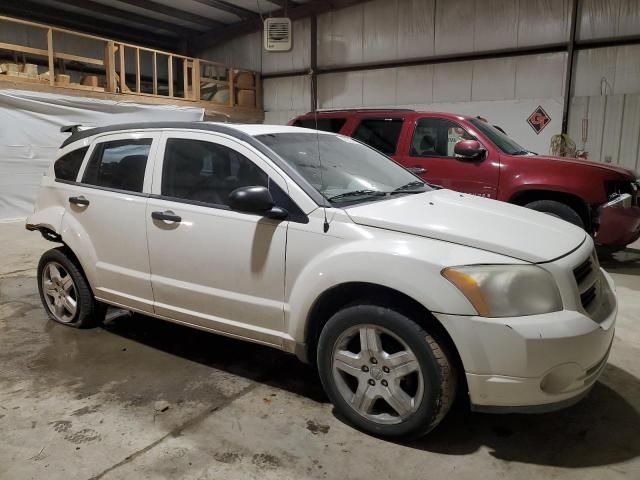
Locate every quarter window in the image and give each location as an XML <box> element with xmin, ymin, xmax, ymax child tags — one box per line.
<box><xmin>54</xmin><ymin>147</ymin><xmax>88</xmax><ymax>181</ymax></box>
<box><xmin>293</xmin><ymin>118</ymin><xmax>347</xmax><ymax>133</ymax></box>
<box><xmin>410</xmin><ymin>118</ymin><xmax>474</xmax><ymax>157</ymax></box>
<box><xmin>82</xmin><ymin>139</ymin><xmax>152</xmax><ymax>192</ymax></box>
<box><xmin>161</xmin><ymin>138</ymin><xmax>268</xmax><ymax>207</ymax></box>
<box><xmin>352</xmin><ymin>118</ymin><xmax>403</xmax><ymax>155</ymax></box>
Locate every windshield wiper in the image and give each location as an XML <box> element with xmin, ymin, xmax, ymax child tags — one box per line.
<box><xmin>391</xmin><ymin>181</ymin><xmax>428</xmax><ymax>194</ymax></box>
<box><xmin>327</xmin><ymin>190</ymin><xmax>387</xmax><ymax>202</ymax></box>
<box><xmin>512</xmin><ymin>150</ymin><xmax>530</xmax><ymax>156</ymax></box>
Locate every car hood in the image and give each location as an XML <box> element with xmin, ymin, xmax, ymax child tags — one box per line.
<box><xmin>526</xmin><ymin>154</ymin><xmax>636</xmax><ymax>178</ymax></box>
<box><xmin>345</xmin><ymin>189</ymin><xmax>586</xmax><ymax>263</ymax></box>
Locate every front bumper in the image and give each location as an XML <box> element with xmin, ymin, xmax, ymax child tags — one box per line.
<box><xmin>434</xmin><ymin>269</ymin><xmax>617</xmax><ymax>412</ymax></box>
<box><xmin>595</xmin><ymin>204</ymin><xmax>640</xmax><ymax>248</ymax></box>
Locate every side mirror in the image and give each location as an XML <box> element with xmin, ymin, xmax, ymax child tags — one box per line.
<box><xmin>228</xmin><ymin>186</ymin><xmax>287</xmax><ymax>219</ymax></box>
<box><xmin>454</xmin><ymin>140</ymin><xmax>486</xmax><ymax>160</ymax></box>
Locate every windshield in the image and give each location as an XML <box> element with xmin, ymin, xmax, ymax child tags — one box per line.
<box><xmin>257</xmin><ymin>132</ymin><xmax>431</xmax><ymax>205</ymax></box>
<box><xmin>469</xmin><ymin>118</ymin><xmax>530</xmax><ymax>155</ymax></box>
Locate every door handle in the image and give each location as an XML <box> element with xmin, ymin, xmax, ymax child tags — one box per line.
<box><xmin>407</xmin><ymin>166</ymin><xmax>427</xmax><ymax>174</ymax></box>
<box><xmin>69</xmin><ymin>196</ymin><xmax>90</xmax><ymax>207</ymax></box>
<box><xmin>151</xmin><ymin>211</ymin><xmax>182</xmax><ymax>223</ymax></box>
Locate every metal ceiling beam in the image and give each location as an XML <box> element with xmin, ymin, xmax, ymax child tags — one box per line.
<box><xmin>115</xmin><ymin>0</ymin><xmax>226</xmax><ymax>29</ymax></box>
<box><xmin>191</xmin><ymin>0</ymin><xmax>260</xmax><ymax>20</ymax></box>
<box><xmin>50</xmin><ymin>0</ymin><xmax>195</xmax><ymax>37</ymax></box>
<box><xmin>0</xmin><ymin>1</ymin><xmax>176</xmax><ymax>49</ymax></box>
<box><xmin>191</xmin><ymin>0</ymin><xmax>372</xmax><ymax>53</ymax></box>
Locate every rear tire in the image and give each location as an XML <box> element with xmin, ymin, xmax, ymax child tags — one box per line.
<box><xmin>37</xmin><ymin>247</ymin><xmax>106</xmax><ymax>328</ymax></box>
<box><xmin>317</xmin><ymin>304</ymin><xmax>456</xmax><ymax>439</ymax></box>
<box><xmin>524</xmin><ymin>199</ymin><xmax>585</xmax><ymax>229</ymax></box>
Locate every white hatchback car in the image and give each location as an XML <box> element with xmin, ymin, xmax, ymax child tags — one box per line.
<box><xmin>27</xmin><ymin>122</ymin><xmax>616</xmax><ymax>438</ymax></box>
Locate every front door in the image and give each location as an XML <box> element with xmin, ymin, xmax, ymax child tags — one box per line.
<box><xmin>399</xmin><ymin>117</ymin><xmax>499</xmax><ymax>198</ymax></box>
<box><xmin>145</xmin><ymin>132</ymin><xmax>288</xmax><ymax>346</ymax></box>
<box><xmin>64</xmin><ymin>132</ymin><xmax>159</xmax><ymax>312</ymax></box>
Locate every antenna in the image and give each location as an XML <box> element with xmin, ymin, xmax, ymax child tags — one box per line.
<box><xmin>311</xmin><ymin>70</ymin><xmax>330</xmax><ymax>233</ymax></box>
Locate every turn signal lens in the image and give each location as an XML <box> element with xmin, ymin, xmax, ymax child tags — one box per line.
<box><xmin>442</xmin><ymin>267</ymin><xmax>490</xmax><ymax>316</ymax></box>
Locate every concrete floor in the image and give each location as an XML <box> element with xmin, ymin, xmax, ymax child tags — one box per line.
<box><xmin>1</xmin><ymin>219</ymin><xmax>639</xmax><ymax>480</ymax></box>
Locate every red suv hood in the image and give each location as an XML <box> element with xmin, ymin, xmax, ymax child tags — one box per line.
<box><xmin>524</xmin><ymin>154</ymin><xmax>635</xmax><ymax>178</ymax></box>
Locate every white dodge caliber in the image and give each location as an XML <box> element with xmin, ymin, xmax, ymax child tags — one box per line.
<box><xmin>27</xmin><ymin>122</ymin><xmax>616</xmax><ymax>438</ymax></box>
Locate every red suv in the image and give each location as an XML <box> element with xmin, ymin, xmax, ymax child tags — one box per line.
<box><xmin>290</xmin><ymin>109</ymin><xmax>640</xmax><ymax>248</ymax></box>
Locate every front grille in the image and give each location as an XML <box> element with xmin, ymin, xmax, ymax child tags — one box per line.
<box><xmin>573</xmin><ymin>258</ymin><xmax>593</xmax><ymax>284</ymax></box>
<box><xmin>580</xmin><ymin>284</ymin><xmax>597</xmax><ymax>309</ymax></box>
<box><xmin>573</xmin><ymin>252</ymin><xmax>599</xmax><ymax>312</ymax></box>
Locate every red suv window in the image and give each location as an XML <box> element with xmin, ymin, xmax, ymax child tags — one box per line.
<box><xmin>352</xmin><ymin>118</ymin><xmax>403</xmax><ymax>155</ymax></box>
<box><xmin>293</xmin><ymin>118</ymin><xmax>346</xmax><ymax>133</ymax></box>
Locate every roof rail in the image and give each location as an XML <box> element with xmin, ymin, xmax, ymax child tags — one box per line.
<box><xmin>306</xmin><ymin>108</ymin><xmax>415</xmax><ymax>114</ymax></box>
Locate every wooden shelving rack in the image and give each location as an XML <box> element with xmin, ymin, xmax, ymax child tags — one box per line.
<box><xmin>0</xmin><ymin>15</ymin><xmax>264</xmax><ymax>123</ymax></box>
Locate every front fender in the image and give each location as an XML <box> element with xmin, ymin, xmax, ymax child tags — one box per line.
<box><xmin>284</xmin><ymin>225</ymin><xmax>522</xmax><ymax>343</ymax></box>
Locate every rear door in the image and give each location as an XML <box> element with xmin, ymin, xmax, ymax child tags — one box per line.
<box><xmin>63</xmin><ymin>131</ymin><xmax>160</xmax><ymax>312</ymax></box>
<box><xmin>398</xmin><ymin>117</ymin><xmax>499</xmax><ymax>198</ymax></box>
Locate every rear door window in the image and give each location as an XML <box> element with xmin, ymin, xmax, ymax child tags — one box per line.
<box><xmin>54</xmin><ymin>147</ymin><xmax>89</xmax><ymax>181</ymax></box>
<box><xmin>352</xmin><ymin>118</ymin><xmax>403</xmax><ymax>155</ymax></box>
<box><xmin>82</xmin><ymin>139</ymin><xmax>152</xmax><ymax>193</ymax></box>
<box><xmin>293</xmin><ymin>118</ymin><xmax>346</xmax><ymax>133</ymax></box>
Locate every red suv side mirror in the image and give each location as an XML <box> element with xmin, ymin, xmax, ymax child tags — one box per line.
<box><xmin>454</xmin><ymin>140</ymin><xmax>486</xmax><ymax>160</ymax></box>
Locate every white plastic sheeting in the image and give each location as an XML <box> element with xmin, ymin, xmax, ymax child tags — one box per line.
<box><xmin>579</xmin><ymin>0</ymin><xmax>640</xmax><ymax>40</ymax></box>
<box><xmin>0</xmin><ymin>90</ymin><xmax>204</xmax><ymax>221</ymax></box>
<box><xmin>568</xmin><ymin>94</ymin><xmax>640</xmax><ymax>171</ymax></box>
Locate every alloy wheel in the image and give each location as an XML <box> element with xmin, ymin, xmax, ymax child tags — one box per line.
<box><xmin>42</xmin><ymin>261</ymin><xmax>78</xmax><ymax>323</ymax></box>
<box><xmin>331</xmin><ymin>324</ymin><xmax>424</xmax><ymax>425</ymax></box>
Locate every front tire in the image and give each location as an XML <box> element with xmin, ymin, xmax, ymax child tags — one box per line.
<box><xmin>524</xmin><ymin>199</ymin><xmax>585</xmax><ymax>229</ymax></box>
<box><xmin>317</xmin><ymin>304</ymin><xmax>456</xmax><ymax>438</ymax></box>
<box><xmin>37</xmin><ymin>247</ymin><xmax>106</xmax><ymax>328</ymax></box>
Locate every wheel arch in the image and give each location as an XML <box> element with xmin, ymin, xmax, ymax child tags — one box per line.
<box><xmin>509</xmin><ymin>189</ymin><xmax>592</xmax><ymax>231</ymax></box>
<box><xmin>303</xmin><ymin>282</ymin><xmax>464</xmax><ymax>382</ymax></box>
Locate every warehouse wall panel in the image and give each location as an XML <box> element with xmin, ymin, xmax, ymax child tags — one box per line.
<box><xmin>362</xmin><ymin>68</ymin><xmax>397</xmax><ymax>106</ymax></box>
<box><xmin>579</xmin><ymin>0</ymin><xmax>640</xmax><ymax>40</ymax></box>
<box><xmin>397</xmin><ymin>0</ymin><xmax>436</xmax><ymax>59</ymax></box>
<box><xmin>262</xmin><ymin>18</ymin><xmax>311</xmax><ymax>74</ymax></box>
<box><xmin>515</xmin><ymin>52</ymin><xmax>566</xmax><ymax>99</ymax></box>
<box><xmin>395</xmin><ymin>64</ymin><xmax>434</xmax><ymax>104</ymax></box>
<box><xmin>318</xmin><ymin>71</ymin><xmax>365</xmax><ymax>108</ymax></box>
<box><xmin>474</xmin><ymin>0</ymin><xmax>519</xmax><ymax>51</ymax></box>
<box><xmin>362</xmin><ymin>0</ymin><xmax>399</xmax><ymax>63</ymax></box>
<box><xmin>568</xmin><ymin>94</ymin><xmax>640</xmax><ymax>170</ymax></box>
<box><xmin>433</xmin><ymin>61</ymin><xmax>473</xmax><ymax>102</ymax></box>
<box><xmin>574</xmin><ymin>45</ymin><xmax>640</xmax><ymax>96</ymax></box>
<box><xmin>471</xmin><ymin>58</ymin><xmax>516</xmax><ymax>101</ymax></box>
<box><xmin>618</xmin><ymin>95</ymin><xmax>640</xmax><ymax>171</ymax></box>
<box><xmin>317</xmin><ymin>3</ymin><xmax>364</xmax><ymax>68</ymax></box>
<box><xmin>517</xmin><ymin>0</ymin><xmax>570</xmax><ymax>46</ymax></box>
<box><xmin>434</xmin><ymin>0</ymin><xmax>476</xmax><ymax>55</ymax></box>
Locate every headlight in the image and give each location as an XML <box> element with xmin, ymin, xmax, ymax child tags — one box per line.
<box><xmin>442</xmin><ymin>265</ymin><xmax>562</xmax><ymax>317</ymax></box>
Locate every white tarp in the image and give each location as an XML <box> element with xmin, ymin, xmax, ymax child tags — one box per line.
<box><xmin>0</xmin><ymin>89</ymin><xmax>204</xmax><ymax>221</ymax></box>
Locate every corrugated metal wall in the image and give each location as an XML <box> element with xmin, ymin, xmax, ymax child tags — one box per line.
<box><xmin>200</xmin><ymin>0</ymin><xmax>640</xmax><ymax>170</ymax></box>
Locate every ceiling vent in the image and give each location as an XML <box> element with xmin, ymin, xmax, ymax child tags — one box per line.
<box><xmin>264</xmin><ymin>17</ymin><xmax>292</xmax><ymax>52</ymax></box>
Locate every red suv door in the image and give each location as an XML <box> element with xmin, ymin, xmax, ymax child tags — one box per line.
<box><xmin>397</xmin><ymin>116</ymin><xmax>499</xmax><ymax>198</ymax></box>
